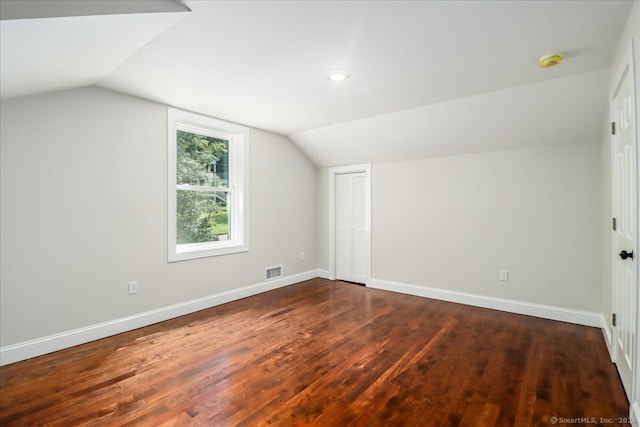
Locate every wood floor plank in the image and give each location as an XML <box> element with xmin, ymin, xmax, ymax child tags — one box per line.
<box><xmin>0</xmin><ymin>278</ymin><xmax>631</xmax><ymax>426</ymax></box>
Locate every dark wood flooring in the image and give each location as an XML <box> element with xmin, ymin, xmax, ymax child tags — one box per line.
<box><xmin>0</xmin><ymin>278</ymin><xmax>630</xmax><ymax>426</ymax></box>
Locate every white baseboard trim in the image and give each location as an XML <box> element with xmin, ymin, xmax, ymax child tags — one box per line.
<box><xmin>632</xmin><ymin>401</ymin><xmax>640</xmax><ymax>427</ymax></box>
<box><xmin>316</xmin><ymin>269</ymin><xmax>332</xmax><ymax>279</ymax></box>
<box><xmin>0</xmin><ymin>269</ymin><xmax>324</xmax><ymax>366</ymax></box>
<box><xmin>601</xmin><ymin>317</ymin><xmax>614</xmax><ymax>361</ymax></box>
<box><xmin>368</xmin><ymin>278</ymin><xmax>603</xmax><ymax>328</ymax></box>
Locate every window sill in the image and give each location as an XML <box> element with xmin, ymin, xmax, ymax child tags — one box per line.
<box><xmin>168</xmin><ymin>242</ymin><xmax>248</xmax><ymax>262</ymax></box>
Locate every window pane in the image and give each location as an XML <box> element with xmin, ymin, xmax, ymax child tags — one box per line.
<box><xmin>177</xmin><ymin>130</ymin><xmax>229</xmax><ymax>187</ymax></box>
<box><xmin>176</xmin><ymin>190</ymin><xmax>230</xmax><ymax>244</ymax></box>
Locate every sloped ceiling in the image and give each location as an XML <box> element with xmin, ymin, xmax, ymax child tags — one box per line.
<box><xmin>0</xmin><ymin>0</ymin><xmax>633</xmax><ymax>166</ymax></box>
<box><xmin>0</xmin><ymin>0</ymin><xmax>189</xmax><ymax>99</ymax></box>
<box><xmin>292</xmin><ymin>69</ymin><xmax>610</xmax><ymax>166</ymax></box>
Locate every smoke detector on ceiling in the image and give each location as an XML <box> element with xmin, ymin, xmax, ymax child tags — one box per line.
<box><xmin>539</xmin><ymin>54</ymin><xmax>564</xmax><ymax>68</ymax></box>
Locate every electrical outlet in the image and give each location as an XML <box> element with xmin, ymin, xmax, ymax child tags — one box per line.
<box><xmin>128</xmin><ymin>281</ymin><xmax>138</xmax><ymax>295</ymax></box>
<box><xmin>499</xmin><ymin>271</ymin><xmax>509</xmax><ymax>282</ymax></box>
<box><xmin>299</xmin><ymin>251</ymin><xmax>305</xmax><ymax>261</ymax></box>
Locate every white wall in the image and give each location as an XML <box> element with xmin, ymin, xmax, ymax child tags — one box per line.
<box><xmin>0</xmin><ymin>87</ymin><xmax>317</xmax><ymax>348</ymax></box>
<box><xmin>316</xmin><ymin>168</ymin><xmax>329</xmax><ymax>272</ymax></box>
<box><xmin>371</xmin><ymin>143</ymin><xmax>603</xmax><ymax>312</ymax></box>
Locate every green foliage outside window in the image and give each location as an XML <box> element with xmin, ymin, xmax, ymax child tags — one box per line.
<box><xmin>176</xmin><ymin>130</ymin><xmax>229</xmax><ymax>244</ymax></box>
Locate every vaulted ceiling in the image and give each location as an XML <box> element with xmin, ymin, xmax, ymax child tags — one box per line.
<box><xmin>0</xmin><ymin>0</ymin><xmax>633</xmax><ymax>166</ymax></box>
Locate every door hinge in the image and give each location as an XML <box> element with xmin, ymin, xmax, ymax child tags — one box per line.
<box><xmin>612</xmin><ymin>313</ymin><xmax>617</xmax><ymax>327</ymax></box>
<box><xmin>613</xmin><ymin>217</ymin><xmax>617</xmax><ymax>231</ymax></box>
<box><xmin>612</xmin><ymin>122</ymin><xmax>616</xmax><ymax>135</ymax></box>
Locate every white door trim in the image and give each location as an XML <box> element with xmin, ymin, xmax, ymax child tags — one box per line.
<box><xmin>328</xmin><ymin>164</ymin><xmax>371</xmax><ymax>284</ymax></box>
<box><xmin>610</xmin><ymin>38</ymin><xmax>639</xmax><ymax>413</ymax></box>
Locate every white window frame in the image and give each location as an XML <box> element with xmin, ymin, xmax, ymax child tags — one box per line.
<box><xmin>168</xmin><ymin>107</ymin><xmax>249</xmax><ymax>262</ymax></box>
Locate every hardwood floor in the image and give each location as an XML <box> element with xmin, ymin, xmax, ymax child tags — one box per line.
<box><xmin>0</xmin><ymin>278</ymin><xmax>630</xmax><ymax>426</ymax></box>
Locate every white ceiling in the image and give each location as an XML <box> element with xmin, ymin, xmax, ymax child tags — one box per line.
<box><xmin>0</xmin><ymin>1</ymin><xmax>189</xmax><ymax>99</ymax></box>
<box><xmin>293</xmin><ymin>69</ymin><xmax>610</xmax><ymax>166</ymax></box>
<box><xmin>0</xmin><ymin>0</ymin><xmax>633</xmax><ymax>166</ymax></box>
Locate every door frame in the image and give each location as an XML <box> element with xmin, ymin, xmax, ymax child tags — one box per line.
<box><xmin>328</xmin><ymin>164</ymin><xmax>371</xmax><ymax>284</ymax></box>
<box><xmin>610</xmin><ymin>39</ymin><xmax>639</xmax><ymax>413</ymax></box>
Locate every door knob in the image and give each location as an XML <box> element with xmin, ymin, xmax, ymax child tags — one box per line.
<box><xmin>619</xmin><ymin>250</ymin><xmax>634</xmax><ymax>260</ymax></box>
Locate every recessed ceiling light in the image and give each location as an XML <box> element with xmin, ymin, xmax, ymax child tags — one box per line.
<box><xmin>327</xmin><ymin>70</ymin><xmax>349</xmax><ymax>81</ymax></box>
<box><xmin>539</xmin><ymin>53</ymin><xmax>563</xmax><ymax>68</ymax></box>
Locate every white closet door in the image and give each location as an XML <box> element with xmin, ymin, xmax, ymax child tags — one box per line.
<box><xmin>612</xmin><ymin>60</ymin><xmax>637</xmax><ymax>402</ymax></box>
<box><xmin>335</xmin><ymin>172</ymin><xmax>368</xmax><ymax>284</ymax></box>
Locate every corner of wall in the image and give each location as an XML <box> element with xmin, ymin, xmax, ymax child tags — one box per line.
<box><xmin>316</xmin><ymin>167</ymin><xmax>329</xmax><ymax>271</ymax></box>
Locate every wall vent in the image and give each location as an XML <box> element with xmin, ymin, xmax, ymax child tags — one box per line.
<box><xmin>265</xmin><ymin>265</ymin><xmax>283</xmax><ymax>280</ymax></box>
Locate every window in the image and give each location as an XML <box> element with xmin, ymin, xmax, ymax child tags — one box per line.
<box><xmin>168</xmin><ymin>108</ymin><xmax>249</xmax><ymax>262</ymax></box>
